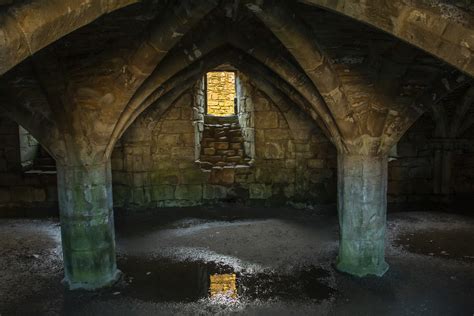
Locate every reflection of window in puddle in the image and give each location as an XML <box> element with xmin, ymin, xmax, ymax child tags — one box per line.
<box><xmin>209</xmin><ymin>273</ymin><xmax>237</xmax><ymax>299</ymax></box>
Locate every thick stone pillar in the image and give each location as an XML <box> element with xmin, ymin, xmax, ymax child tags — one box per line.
<box><xmin>336</xmin><ymin>154</ymin><xmax>389</xmax><ymax>277</ymax></box>
<box><xmin>57</xmin><ymin>161</ymin><xmax>119</xmax><ymax>290</ymax></box>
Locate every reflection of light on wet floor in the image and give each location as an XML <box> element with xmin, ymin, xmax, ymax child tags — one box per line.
<box><xmin>209</xmin><ymin>273</ymin><xmax>237</xmax><ymax>299</ymax></box>
<box><xmin>116</xmin><ymin>256</ymin><xmax>335</xmax><ymax>303</ymax></box>
<box><xmin>395</xmin><ymin>229</ymin><xmax>474</xmax><ymax>261</ymax></box>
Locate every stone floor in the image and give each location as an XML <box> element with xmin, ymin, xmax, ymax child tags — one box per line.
<box><xmin>0</xmin><ymin>208</ymin><xmax>473</xmax><ymax>315</ymax></box>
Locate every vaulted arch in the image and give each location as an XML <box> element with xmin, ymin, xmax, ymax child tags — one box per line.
<box><xmin>299</xmin><ymin>0</ymin><xmax>474</xmax><ymax>77</ymax></box>
<box><xmin>106</xmin><ymin>42</ymin><xmax>338</xmax><ymax>154</ymax></box>
<box><xmin>122</xmin><ymin>47</ymin><xmax>326</xmax><ymax>140</ymax></box>
<box><xmin>0</xmin><ymin>0</ymin><xmax>139</xmax><ymax>75</ymax></box>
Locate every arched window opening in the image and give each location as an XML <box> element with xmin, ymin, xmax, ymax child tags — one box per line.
<box><xmin>194</xmin><ymin>72</ymin><xmax>255</xmax><ymax>171</ymax></box>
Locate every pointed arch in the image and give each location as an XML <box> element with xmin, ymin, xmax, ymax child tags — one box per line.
<box><xmin>299</xmin><ymin>0</ymin><xmax>474</xmax><ymax>77</ymax></box>
<box><xmin>0</xmin><ymin>0</ymin><xmax>139</xmax><ymax>75</ymax></box>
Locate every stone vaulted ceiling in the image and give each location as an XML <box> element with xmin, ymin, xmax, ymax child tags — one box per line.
<box><xmin>0</xmin><ymin>0</ymin><xmax>472</xmax><ymax>165</ymax></box>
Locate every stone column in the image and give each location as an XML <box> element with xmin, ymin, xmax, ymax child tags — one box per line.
<box><xmin>57</xmin><ymin>161</ymin><xmax>119</xmax><ymax>290</ymax></box>
<box><xmin>336</xmin><ymin>154</ymin><xmax>389</xmax><ymax>277</ymax></box>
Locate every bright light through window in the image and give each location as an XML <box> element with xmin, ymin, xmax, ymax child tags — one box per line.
<box><xmin>206</xmin><ymin>72</ymin><xmax>236</xmax><ymax>116</ymax></box>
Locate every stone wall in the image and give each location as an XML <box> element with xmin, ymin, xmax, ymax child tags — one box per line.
<box><xmin>111</xmin><ymin>75</ymin><xmax>337</xmax><ymax>209</ymax></box>
<box><xmin>248</xmin><ymin>85</ymin><xmax>337</xmax><ymax>206</ymax></box>
<box><xmin>111</xmin><ymin>90</ymin><xmax>198</xmax><ymax>208</ymax></box>
<box><xmin>1</xmin><ymin>104</ymin><xmax>473</xmax><ymax>214</ymax></box>
<box><xmin>0</xmin><ymin>114</ymin><xmax>58</xmax><ymax>214</ymax></box>
<box><xmin>452</xmin><ymin>133</ymin><xmax>474</xmax><ymax>197</ymax></box>
<box><xmin>388</xmin><ymin>113</ymin><xmax>474</xmax><ymax>204</ymax></box>
<box><xmin>206</xmin><ymin>72</ymin><xmax>236</xmax><ymax>116</ymax></box>
<box><xmin>388</xmin><ymin>115</ymin><xmax>435</xmax><ymax>203</ymax></box>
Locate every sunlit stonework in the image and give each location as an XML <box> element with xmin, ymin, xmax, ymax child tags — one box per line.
<box><xmin>206</xmin><ymin>72</ymin><xmax>236</xmax><ymax>116</ymax></box>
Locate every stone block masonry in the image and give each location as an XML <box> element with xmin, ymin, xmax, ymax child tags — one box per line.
<box><xmin>0</xmin><ymin>114</ymin><xmax>58</xmax><ymax>215</ymax></box>
<box><xmin>2</xmin><ymin>105</ymin><xmax>473</xmax><ymax>213</ymax></box>
<box><xmin>111</xmin><ymin>77</ymin><xmax>338</xmax><ymax>209</ymax></box>
<box><xmin>198</xmin><ymin>115</ymin><xmax>251</xmax><ymax>170</ymax></box>
<box><xmin>206</xmin><ymin>72</ymin><xmax>236</xmax><ymax>116</ymax></box>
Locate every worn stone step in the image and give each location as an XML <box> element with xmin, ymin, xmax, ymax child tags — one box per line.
<box><xmin>215</xmin><ymin>161</ymin><xmax>229</xmax><ymax>167</ymax></box>
<box><xmin>197</xmin><ymin>161</ymin><xmax>213</xmax><ymax>170</ymax></box>
<box><xmin>198</xmin><ymin>160</ymin><xmax>252</xmax><ymax>171</ymax></box>
<box><xmin>200</xmin><ymin>155</ymin><xmax>223</xmax><ymax>163</ymax></box>
<box><xmin>200</xmin><ymin>114</ymin><xmax>250</xmax><ymax>170</ymax></box>
<box><xmin>226</xmin><ymin>156</ymin><xmax>245</xmax><ymax>163</ymax></box>
<box><xmin>204</xmin><ymin>114</ymin><xmax>238</xmax><ymax>125</ymax></box>
<box><xmin>228</xmin><ymin>130</ymin><xmax>242</xmax><ymax>137</ymax></box>
<box><xmin>216</xmin><ymin>149</ymin><xmax>236</xmax><ymax>156</ymax></box>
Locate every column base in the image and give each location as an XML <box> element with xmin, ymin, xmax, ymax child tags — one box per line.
<box><xmin>64</xmin><ymin>269</ymin><xmax>122</xmax><ymax>291</ymax></box>
<box><xmin>336</xmin><ymin>259</ymin><xmax>389</xmax><ymax>277</ymax></box>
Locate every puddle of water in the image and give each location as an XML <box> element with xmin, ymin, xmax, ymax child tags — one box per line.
<box><xmin>395</xmin><ymin>229</ymin><xmax>474</xmax><ymax>261</ymax></box>
<box><xmin>113</xmin><ymin>256</ymin><xmax>335</xmax><ymax>303</ymax></box>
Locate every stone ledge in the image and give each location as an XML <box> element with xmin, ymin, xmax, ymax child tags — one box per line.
<box><xmin>24</xmin><ymin>170</ymin><xmax>57</xmax><ymax>175</ymax></box>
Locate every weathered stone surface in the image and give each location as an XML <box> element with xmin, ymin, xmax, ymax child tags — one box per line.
<box><xmin>301</xmin><ymin>0</ymin><xmax>474</xmax><ymax>76</ymax></box>
<box><xmin>249</xmin><ymin>183</ymin><xmax>272</xmax><ymax>199</ymax></box>
<box><xmin>203</xmin><ymin>148</ymin><xmax>215</xmax><ymax>155</ymax></box>
<box><xmin>10</xmin><ymin>186</ymin><xmax>32</xmax><ymax>202</ymax></box>
<box><xmin>0</xmin><ymin>188</ymin><xmax>10</xmax><ymax>202</ymax></box>
<box><xmin>255</xmin><ymin>112</ymin><xmax>279</xmax><ymax>129</ymax></box>
<box><xmin>336</xmin><ymin>154</ymin><xmax>389</xmax><ymax>277</ymax></box>
<box><xmin>175</xmin><ymin>184</ymin><xmax>202</xmax><ymax>200</ymax></box>
<box><xmin>214</xmin><ymin>142</ymin><xmax>229</xmax><ymax>150</ymax></box>
<box><xmin>198</xmin><ymin>114</ymin><xmax>252</xmax><ymax>168</ymax></box>
<box><xmin>203</xmin><ymin>184</ymin><xmax>227</xmax><ymax>199</ymax></box>
<box><xmin>161</xmin><ymin>121</ymin><xmax>194</xmax><ymax>133</ymax></box>
<box><xmin>57</xmin><ymin>161</ymin><xmax>119</xmax><ymax>290</ymax></box>
<box><xmin>151</xmin><ymin>185</ymin><xmax>174</xmax><ymax>201</ymax></box>
<box><xmin>308</xmin><ymin>159</ymin><xmax>325</xmax><ymax>169</ymax></box>
<box><xmin>209</xmin><ymin>168</ymin><xmax>235</xmax><ymax>185</ymax></box>
<box><xmin>32</xmin><ymin>188</ymin><xmax>46</xmax><ymax>202</ymax></box>
<box><xmin>263</xmin><ymin>142</ymin><xmax>286</xmax><ymax>159</ymax></box>
<box><xmin>151</xmin><ymin>169</ymin><xmax>179</xmax><ymax>185</ymax></box>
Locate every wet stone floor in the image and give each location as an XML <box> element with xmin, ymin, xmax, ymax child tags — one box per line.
<box><xmin>0</xmin><ymin>208</ymin><xmax>473</xmax><ymax>315</ymax></box>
